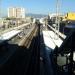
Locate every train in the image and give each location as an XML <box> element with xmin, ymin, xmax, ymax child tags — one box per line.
<box><xmin>0</xmin><ymin>30</ymin><xmax>22</xmax><ymax>45</ymax></box>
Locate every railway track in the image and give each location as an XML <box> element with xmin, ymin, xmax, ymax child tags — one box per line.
<box><xmin>25</xmin><ymin>24</ymin><xmax>40</xmax><ymax>75</ymax></box>
<box><xmin>18</xmin><ymin>24</ymin><xmax>38</xmax><ymax>48</ymax></box>
<box><xmin>0</xmin><ymin>24</ymin><xmax>40</xmax><ymax>75</ymax></box>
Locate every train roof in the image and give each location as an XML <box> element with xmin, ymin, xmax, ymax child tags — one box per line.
<box><xmin>0</xmin><ymin>30</ymin><xmax>21</xmax><ymax>41</ymax></box>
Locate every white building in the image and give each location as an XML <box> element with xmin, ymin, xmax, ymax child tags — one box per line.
<box><xmin>48</xmin><ymin>13</ymin><xmax>62</xmax><ymax>19</ymax></box>
<box><xmin>8</xmin><ymin>7</ymin><xmax>25</xmax><ymax>18</ymax></box>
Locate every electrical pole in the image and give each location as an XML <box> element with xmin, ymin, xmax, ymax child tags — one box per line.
<box><xmin>0</xmin><ymin>0</ymin><xmax>1</xmax><ymax>18</ymax></box>
<box><xmin>55</xmin><ymin>0</ymin><xmax>60</xmax><ymax>39</ymax></box>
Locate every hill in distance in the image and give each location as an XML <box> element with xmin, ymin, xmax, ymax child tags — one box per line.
<box><xmin>26</xmin><ymin>13</ymin><xmax>47</xmax><ymax>18</ymax></box>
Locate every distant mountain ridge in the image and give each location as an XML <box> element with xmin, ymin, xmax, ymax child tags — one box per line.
<box><xmin>26</xmin><ymin>13</ymin><xmax>47</xmax><ymax>18</ymax></box>
<box><xmin>0</xmin><ymin>13</ymin><xmax>47</xmax><ymax>18</ymax></box>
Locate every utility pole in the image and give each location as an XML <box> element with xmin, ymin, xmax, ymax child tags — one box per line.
<box><xmin>57</xmin><ymin>0</ymin><xmax>60</xmax><ymax>32</ymax></box>
<box><xmin>55</xmin><ymin>0</ymin><xmax>60</xmax><ymax>39</ymax></box>
<box><xmin>45</xmin><ymin>18</ymin><xmax>47</xmax><ymax>30</ymax></box>
<box><xmin>0</xmin><ymin>0</ymin><xmax>1</xmax><ymax>18</ymax></box>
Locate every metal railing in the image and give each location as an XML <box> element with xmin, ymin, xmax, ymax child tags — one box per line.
<box><xmin>47</xmin><ymin>24</ymin><xmax>66</xmax><ymax>39</ymax></box>
<box><xmin>0</xmin><ymin>23</ymin><xmax>31</xmax><ymax>35</ymax></box>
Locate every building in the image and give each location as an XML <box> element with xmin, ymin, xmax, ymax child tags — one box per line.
<box><xmin>65</xmin><ymin>12</ymin><xmax>75</xmax><ymax>21</ymax></box>
<box><xmin>48</xmin><ymin>13</ymin><xmax>62</xmax><ymax>19</ymax></box>
<box><xmin>8</xmin><ymin>7</ymin><xmax>25</xmax><ymax>18</ymax></box>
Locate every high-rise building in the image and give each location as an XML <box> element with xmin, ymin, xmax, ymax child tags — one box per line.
<box><xmin>8</xmin><ymin>7</ymin><xmax>25</xmax><ymax>18</ymax></box>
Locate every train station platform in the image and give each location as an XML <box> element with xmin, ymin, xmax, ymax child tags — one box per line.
<box><xmin>40</xmin><ymin>30</ymin><xmax>63</xmax><ymax>75</ymax></box>
<box><xmin>43</xmin><ymin>30</ymin><xmax>63</xmax><ymax>48</ymax></box>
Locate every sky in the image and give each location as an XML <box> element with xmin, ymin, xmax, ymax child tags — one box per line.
<box><xmin>0</xmin><ymin>0</ymin><xmax>75</xmax><ymax>16</ymax></box>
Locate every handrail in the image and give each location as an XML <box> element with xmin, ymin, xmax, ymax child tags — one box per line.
<box><xmin>0</xmin><ymin>23</ymin><xmax>31</xmax><ymax>35</ymax></box>
<box><xmin>47</xmin><ymin>24</ymin><xmax>66</xmax><ymax>39</ymax></box>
